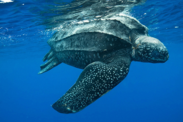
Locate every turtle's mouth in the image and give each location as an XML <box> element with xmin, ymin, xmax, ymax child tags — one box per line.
<box><xmin>144</xmin><ymin>46</ymin><xmax>169</xmax><ymax>63</ymax></box>
<box><xmin>151</xmin><ymin>47</ymin><xmax>169</xmax><ymax>63</ymax></box>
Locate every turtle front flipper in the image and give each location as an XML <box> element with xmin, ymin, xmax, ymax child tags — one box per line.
<box><xmin>39</xmin><ymin>50</ymin><xmax>61</xmax><ymax>74</ymax></box>
<box><xmin>52</xmin><ymin>55</ymin><xmax>131</xmax><ymax>114</ymax></box>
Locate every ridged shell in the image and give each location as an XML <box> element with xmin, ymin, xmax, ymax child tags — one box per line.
<box><xmin>48</xmin><ymin>14</ymin><xmax>148</xmax><ymax>48</ymax></box>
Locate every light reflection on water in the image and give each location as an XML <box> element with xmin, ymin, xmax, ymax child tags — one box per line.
<box><xmin>0</xmin><ymin>0</ymin><xmax>13</xmax><ymax>3</ymax></box>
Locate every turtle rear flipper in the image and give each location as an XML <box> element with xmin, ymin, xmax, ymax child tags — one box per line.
<box><xmin>39</xmin><ymin>50</ymin><xmax>61</xmax><ymax>74</ymax></box>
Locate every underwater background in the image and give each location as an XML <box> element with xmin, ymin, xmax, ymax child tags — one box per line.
<box><xmin>0</xmin><ymin>0</ymin><xmax>183</xmax><ymax>122</ymax></box>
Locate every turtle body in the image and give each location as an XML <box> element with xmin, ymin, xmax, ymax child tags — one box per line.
<box><xmin>39</xmin><ymin>14</ymin><xmax>169</xmax><ymax>114</ymax></box>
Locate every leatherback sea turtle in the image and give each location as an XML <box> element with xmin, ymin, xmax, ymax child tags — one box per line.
<box><xmin>39</xmin><ymin>14</ymin><xmax>169</xmax><ymax>114</ymax></box>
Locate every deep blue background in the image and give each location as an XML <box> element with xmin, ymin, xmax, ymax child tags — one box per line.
<box><xmin>0</xmin><ymin>0</ymin><xmax>183</xmax><ymax>122</ymax></box>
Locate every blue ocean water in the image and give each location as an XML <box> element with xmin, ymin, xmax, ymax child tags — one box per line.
<box><xmin>0</xmin><ymin>0</ymin><xmax>183</xmax><ymax>122</ymax></box>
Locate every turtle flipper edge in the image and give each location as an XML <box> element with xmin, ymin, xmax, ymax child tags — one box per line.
<box><xmin>52</xmin><ymin>55</ymin><xmax>131</xmax><ymax>114</ymax></box>
<box><xmin>38</xmin><ymin>50</ymin><xmax>61</xmax><ymax>74</ymax></box>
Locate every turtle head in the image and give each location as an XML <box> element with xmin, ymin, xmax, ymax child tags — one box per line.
<box><xmin>132</xmin><ymin>36</ymin><xmax>169</xmax><ymax>63</ymax></box>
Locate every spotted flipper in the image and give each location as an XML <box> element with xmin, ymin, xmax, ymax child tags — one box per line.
<box><xmin>52</xmin><ymin>55</ymin><xmax>131</xmax><ymax>113</ymax></box>
<box><xmin>39</xmin><ymin>50</ymin><xmax>61</xmax><ymax>74</ymax></box>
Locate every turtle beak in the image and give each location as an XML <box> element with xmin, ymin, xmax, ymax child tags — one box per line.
<box><xmin>152</xmin><ymin>46</ymin><xmax>169</xmax><ymax>63</ymax></box>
